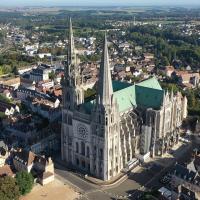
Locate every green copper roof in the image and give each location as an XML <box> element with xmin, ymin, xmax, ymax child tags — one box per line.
<box><xmin>136</xmin><ymin>76</ymin><xmax>162</xmax><ymax>90</ymax></box>
<box><xmin>82</xmin><ymin>77</ymin><xmax>164</xmax><ymax>114</ymax></box>
<box><xmin>113</xmin><ymin>85</ymin><xmax>136</xmax><ymax>113</ymax></box>
<box><xmin>112</xmin><ymin>81</ymin><xmax>132</xmax><ymax>92</ymax></box>
<box><xmin>135</xmin><ymin>85</ymin><xmax>164</xmax><ymax>109</ymax></box>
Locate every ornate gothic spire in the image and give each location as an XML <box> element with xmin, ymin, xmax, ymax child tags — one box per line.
<box><xmin>97</xmin><ymin>33</ymin><xmax>113</xmax><ymax>106</ymax></box>
<box><xmin>65</xmin><ymin>17</ymin><xmax>79</xmax><ymax>86</ymax></box>
<box><xmin>68</xmin><ymin>17</ymin><xmax>76</xmax><ymax>66</ymax></box>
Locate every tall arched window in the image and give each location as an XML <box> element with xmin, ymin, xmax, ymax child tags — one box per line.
<box><xmin>81</xmin><ymin>141</ymin><xmax>85</xmax><ymax>156</ymax></box>
<box><xmin>76</xmin><ymin>142</ymin><xmax>79</xmax><ymax>153</ymax></box>
<box><xmin>87</xmin><ymin>146</ymin><xmax>90</xmax><ymax>158</ymax></box>
<box><xmin>100</xmin><ymin>148</ymin><xmax>103</xmax><ymax>160</ymax></box>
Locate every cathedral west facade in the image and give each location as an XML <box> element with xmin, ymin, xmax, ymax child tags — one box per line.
<box><xmin>61</xmin><ymin>19</ymin><xmax>188</xmax><ymax>181</ymax></box>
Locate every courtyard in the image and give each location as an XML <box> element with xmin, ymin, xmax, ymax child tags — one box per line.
<box><xmin>21</xmin><ymin>178</ymin><xmax>79</xmax><ymax>200</ymax></box>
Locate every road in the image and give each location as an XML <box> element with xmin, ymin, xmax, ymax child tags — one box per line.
<box><xmin>55</xmin><ymin>141</ymin><xmax>194</xmax><ymax>200</ymax></box>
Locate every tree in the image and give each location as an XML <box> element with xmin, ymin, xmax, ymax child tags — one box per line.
<box><xmin>49</xmin><ymin>71</ymin><xmax>56</xmax><ymax>80</ymax></box>
<box><xmin>16</xmin><ymin>171</ymin><xmax>34</xmax><ymax>195</ymax></box>
<box><xmin>11</xmin><ymin>66</ymin><xmax>19</xmax><ymax>75</ymax></box>
<box><xmin>0</xmin><ymin>176</ymin><xmax>20</xmax><ymax>200</ymax></box>
<box><xmin>161</xmin><ymin>56</ymin><xmax>170</xmax><ymax>66</ymax></box>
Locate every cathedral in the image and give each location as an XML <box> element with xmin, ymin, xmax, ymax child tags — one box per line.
<box><xmin>61</xmin><ymin>19</ymin><xmax>188</xmax><ymax>181</ymax></box>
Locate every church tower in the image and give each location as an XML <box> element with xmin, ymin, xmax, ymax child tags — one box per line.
<box><xmin>63</xmin><ymin>18</ymin><xmax>84</xmax><ymax>111</ymax></box>
<box><xmin>61</xmin><ymin>18</ymin><xmax>84</xmax><ymax>162</ymax></box>
<box><xmin>91</xmin><ymin>33</ymin><xmax>122</xmax><ymax>180</ymax></box>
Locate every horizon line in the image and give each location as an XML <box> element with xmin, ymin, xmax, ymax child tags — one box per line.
<box><xmin>1</xmin><ymin>4</ymin><xmax>200</xmax><ymax>8</ymax></box>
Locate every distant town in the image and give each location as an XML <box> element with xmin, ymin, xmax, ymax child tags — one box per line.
<box><xmin>0</xmin><ymin>5</ymin><xmax>200</xmax><ymax>200</ymax></box>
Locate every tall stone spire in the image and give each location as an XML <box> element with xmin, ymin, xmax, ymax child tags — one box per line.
<box><xmin>68</xmin><ymin>17</ymin><xmax>76</xmax><ymax>66</ymax></box>
<box><xmin>65</xmin><ymin>17</ymin><xmax>79</xmax><ymax>87</ymax></box>
<box><xmin>97</xmin><ymin>33</ymin><xmax>113</xmax><ymax>106</ymax></box>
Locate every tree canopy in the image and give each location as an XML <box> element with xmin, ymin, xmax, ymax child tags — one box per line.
<box><xmin>16</xmin><ymin>171</ymin><xmax>34</xmax><ymax>195</ymax></box>
<box><xmin>0</xmin><ymin>176</ymin><xmax>20</xmax><ymax>200</ymax></box>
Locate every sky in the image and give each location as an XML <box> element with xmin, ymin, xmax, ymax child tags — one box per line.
<box><xmin>0</xmin><ymin>0</ymin><xmax>200</xmax><ymax>7</ymax></box>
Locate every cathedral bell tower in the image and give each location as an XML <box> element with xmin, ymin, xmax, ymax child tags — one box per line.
<box><xmin>61</xmin><ymin>18</ymin><xmax>84</xmax><ymax>162</ymax></box>
<box><xmin>62</xmin><ymin>18</ymin><xmax>84</xmax><ymax>111</ymax></box>
<box><xmin>92</xmin><ymin>33</ymin><xmax>121</xmax><ymax>180</ymax></box>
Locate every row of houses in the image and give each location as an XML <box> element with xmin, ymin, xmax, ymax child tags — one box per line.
<box><xmin>0</xmin><ymin>141</ymin><xmax>54</xmax><ymax>185</ymax></box>
<box><xmin>163</xmin><ymin>66</ymin><xmax>200</xmax><ymax>89</ymax></box>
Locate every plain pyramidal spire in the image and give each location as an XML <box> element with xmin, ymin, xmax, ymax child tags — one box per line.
<box><xmin>97</xmin><ymin>32</ymin><xmax>113</xmax><ymax>106</ymax></box>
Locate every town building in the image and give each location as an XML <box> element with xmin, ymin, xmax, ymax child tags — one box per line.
<box><xmin>171</xmin><ymin>162</ymin><xmax>200</xmax><ymax>200</ymax></box>
<box><xmin>13</xmin><ymin>150</ymin><xmax>55</xmax><ymax>185</ymax></box>
<box><xmin>0</xmin><ymin>76</ymin><xmax>20</xmax><ymax>88</ymax></box>
<box><xmin>26</xmin><ymin>97</ymin><xmax>61</xmax><ymax>121</ymax></box>
<box><xmin>20</xmin><ymin>77</ymin><xmax>36</xmax><ymax>90</ymax></box>
<box><xmin>172</xmin><ymin>71</ymin><xmax>200</xmax><ymax>88</ymax></box>
<box><xmin>29</xmin><ymin>64</ymin><xmax>51</xmax><ymax>82</ymax></box>
<box><xmin>61</xmin><ymin>19</ymin><xmax>188</xmax><ymax>181</ymax></box>
<box><xmin>0</xmin><ymin>100</ymin><xmax>20</xmax><ymax>117</ymax></box>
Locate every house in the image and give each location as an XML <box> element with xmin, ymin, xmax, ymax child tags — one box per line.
<box><xmin>20</xmin><ymin>77</ymin><xmax>36</xmax><ymax>90</ymax></box>
<box><xmin>169</xmin><ymin>185</ymin><xmax>198</xmax><ymax>200</ymax></box>
<box><xmin>51</xmin><ymin>86</ymin><xmax>62</xmax><ymax>98</ymax></box>
<box><xmin>173</xmin><ymin>71</ymin><xmax>200</xmax><ymax>88</ymax></box>
<box><xmin>0</xmin><ymin>100</ymin><xmax>20</xmax><ymax>116</ymax></box>
<box><xmin>29</xmin><ymin>65</ymin><xmax>51</xmax><ymax>82</ymax></box>
<box><xmin>13</xmin><ymin>150</ymin><xmax>54</xmax><ymax>185</ymax></box>
<box><xmin>13</xmin><ymin>150</ymin><xmax>35</xmax><ymax>172</ymax></box>
<box><xmin>54</xmin><ymin>72</ymin><xmax>64</xmax><ymax>85</ymax></box>
<box><xmin>6</xmin><ymin>116</ymin><xmax>37</xmax><ymax>143</ymax></box>
<box><xmin>16</xmin><ymin>87</ymin><xmax>50</xmax><ymax>101</ymax></box>
<box><xmin>113</xmin><ymin>64</ymin><xmax>124</xmax><ymax>72</ymax></box>
<box><xmin>164</xmin><ymin>66</ymin><xmax>175</xmax><ymax>77</ymax></box>
<box><xmin>171</xmin><ymin>163</ymin><xmax>200</xmax><ymax>198</ymax></box>
<box><xmin>37</xmin><ymin>80</ymin><xmax>54</xmax><ymax>90</ymax></box>
<box><xmin>0</xmin><ymin>86</ymin><xmax>13</xmax><ymax>99</ymax></box>
<box><xmin>0</xmin><ymin>77</ymin><xmax>20</xmax><ymax>88</ymax></box>
<box><xmin>37</xmin><ymin>53</ymin><xmax>52</xmax><ymax>59</ymax></box>
<box><xmin>135</xmin><ymin>46</ymin><xmax>142</xmax><ymax>51</ymax></box>
<box><xmin>132</xmin><ymin>69</ymin><xmax>142</xmax><ymax>77</ymax></box>
<box><xmin>143</xmin><ymin>53</ymin><xmax>154</xmax><ymax>61</ymax></box>
<box><xmin>32</xmin><ymin>156</ymin><xmax>54</xmax><ymax>185</ymax></box>
<box><xmin>18</xmin><ymin>66</ymin><xmax>33</xmax><ymax>75</ymax></box>
<box><xmin>26</xmin><ymin>97</ymin><xmax>61</xmax><ymax>121</ymax></box>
